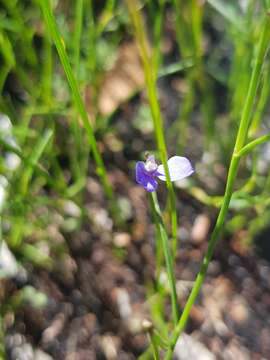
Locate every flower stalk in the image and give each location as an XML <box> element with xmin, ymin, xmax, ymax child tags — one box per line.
<box><xmin>149</xmin><ymin>192</ymin><xmax>179</xmax><ymax>327</ymax></box>
<box><xmin>125</xmin><ymin>0</ymin><xmax>178</xmax><ymax>257</ymax></box>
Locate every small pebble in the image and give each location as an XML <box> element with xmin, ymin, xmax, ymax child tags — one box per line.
<box><xmin>113</xmin><ymin>233</ymin><xmax>131</xmax><ymax>248</ymax></box>
<box><xmin>191</xmin><ymin>214</ymin><xmax>211</xmax><ymax>244</ymax></box>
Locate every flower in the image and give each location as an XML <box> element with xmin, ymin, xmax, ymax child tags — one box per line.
<box><xmin>135</xmin><ymin>154</ymin><xmax>194</xmax><ymax>192</ymax></box>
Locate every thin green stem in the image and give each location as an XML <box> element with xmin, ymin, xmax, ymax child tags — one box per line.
<box><xmin>172</xmin><ymin>0</ymin><xmax>192</xmax><ymax>58</ymax></box>
<box><xmin>96</xmin><ymin>0</ymin><xmax>116</xmax><ymax>36</ymax></box>
<box><xmin>148</xmin><ymin>332</ymin><xmax>160</xmax><ymax>360</ymax></box>
<box><xmin>39</xmin><ymin>0</ymin><xmax>113</xmax><ymax>202</ymax></box>
<box><xmin>41</xmin><ymin>35</ymin><xmax>52</xmax><ymax>105</ymax></box>
<box><xmin>150</xmin><ymin>192</ymin><xmax>178</xmax><ymax>327</ymax></box>
<box><xmin>126</xmin><ymin>0</ymin><xmax>178</xmax><ymax>258</ymax></box>
<box><xmin>0</xmin><ymin>315</ymin><xmax>6</xmax><ymax>359</ymax></box>
<box><xmin>72</xmin><ymin>0</ymin><xmax>84</xmax><ymax>76</ymax></box>
<box><xmin>235</xmin><ymin>17</ymin><xmax>270</xmax><ymax>152</ymax></box>
<box><xmin>150</xmin><ymin>0</ymin><xmax>166</xmax><ymax>75</ymax></box>
<box><xmin>153</xmin><ymin>329</ymin><xmax>170</xmax><ymax>349</ymax></box>
<box><xmin>249</xmin><ymin>65</ymin><xmax>270</xmax><ymax>136</ymax></box>
<box><xmin>20</xmin><ymin>129</ymin><xmax>53</xmax><ymax>196</ymax></box>
<box><xmin>0</xmin><ymin>216</ymin><xmax>2</xmax><ymax>250</ymax></box>
<box><xmin>149</xmin><ymin>194</ymin><xmax>163</xmax><ymax>279</ymax></box>
<box><xmin>236</xmin><ymin>133</ymin><xmax>270</xmax><ymax>158</ymax></box>
<box><xmin>165</xmin><ymin>157</ymin><xmax>239</xmax><ymax>360</ymax></box>
<box><xmin>164</xmin><ymin>14</ymin><xmax>270</xmax><ymax>359</ymax></box>
<box><xmin>264</xmin><ymin>0</ymin><xmax>270</xmax><ymax>10</ymax></box>
<box><xmin>70</xmin><ymin>0</ymin><xmax>85</xmax><ymax>182</ymax></box>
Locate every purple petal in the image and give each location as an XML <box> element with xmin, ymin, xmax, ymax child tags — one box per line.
<box><xmin>144</xmin><ymin>177</ymin><xmax>158</xmax><ymax>192</ymax></box>
<box><xmin>136</xmin><ymin>161</ymin><xmax>158</xmax><ymax>192</ymax></box>
<box><xmin>157</xmin><ymin>156</ymin><xmax>194</xmax><ymax>182</ymax></box>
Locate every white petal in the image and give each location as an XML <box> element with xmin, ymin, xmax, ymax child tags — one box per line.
<box><xmin>157</xmin><ymin>156</ymin><xmax>194</xmax><ymax>182</ymax></box>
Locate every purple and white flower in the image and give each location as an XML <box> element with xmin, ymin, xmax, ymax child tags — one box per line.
<box><xmin>135</xmin><ymin>154</ymin><xmax>194</xmax><ymax>192</ymax></box>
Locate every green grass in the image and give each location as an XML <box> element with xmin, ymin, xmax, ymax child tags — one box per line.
<box><xmin>1</xmin><ymin>0</ymin><xmax>270</xmax><ymax>359</ymax></box>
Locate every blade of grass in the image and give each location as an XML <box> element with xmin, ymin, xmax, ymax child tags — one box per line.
<box><xmin>20</xmin><ymin>129</ymin><xmax>53</xmax><ymax>195</ymax></box>
<box><xmin>0</xmin><ymin>137</ymin><xmax>48</xmax><ymax>178</ymax></box>
<box><xmin>41</xmin><ymin>36</ymin><xmax>53</xmax><ymax>105</ymax></box>
<box><xmin>158</xmin><ymin>58</ymin><xmax>195</xmax><ymax>78</ymax></box>
<box><xmin>2</xmin><ymin>0</ymin><xmax>37</xmax><ymax>66</ymax></box>
<box><xmin>72</xmin><ymin>0</ymin><xmax>84</xmax><ymax>76</ymax></box>
<box><xmin>70</xmin><ymin>0</ymin><xmax>86</xmax><ymax>182</ymax></box>
<box><xmin>146</xmin><ymin>0</ymin><xmax>166</xmax><ymax>75</ymax></box>
<box><xmin>171</xmin><ymin>0</ymin><xmax>196</xmax><ymax>153</ymax></box>
<box><xmin>39</xmin><ymin>0</ymin><xmax>114</xmax><ymax>203</ymax></box>
<box><xmin>97</xmin><ymin>0</ymin><xmax>116</xmax><ymax>35</ymax></box>
<box><xmin>10</xmin><ymin>129</ymin><xmax>53</xmax><ymax>248</ymax></box>
<box><xmin>40</xmin><ymin>27</ymin><xmax>68</xmax><ymax>192</ymax></box>
<box><xmin>0</xmin><ymin>316</ymin><xmax>5</xmax><ymax>359</ymax></box>
<box><xmin>206</xmin><ymin>0</ymin><xmax>246</xmax><ymax>33</ymax></box>
<box><xmin>144</xmin><ymin>324</ymin><xmax>160</xmax><ymax>360</ymax></box>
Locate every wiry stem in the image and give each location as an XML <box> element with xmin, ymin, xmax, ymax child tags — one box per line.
<box><xmin>126</xmin><ymin>0</ymin><xmax>178</xmax><ymax>277</ymax></box>
<box><xmin>150</xmin><ymin>192</ymin><xmax>179</xmax><ymax>327</ymax></box>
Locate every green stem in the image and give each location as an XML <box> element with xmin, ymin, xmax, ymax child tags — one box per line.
<box><xmin>153</xmin><ymin>329</ymin><xmax>170</xmax><ymax>349</ymax></box>
<box><xmin>235</xmin><ymin>17</ymin><xmax>270</xmax><ymax>152</ymax></box>
<box><xmin>249</xmin><ymin>65</ymin><xmax>270</xmax><ymax>136</ymax></box>
<box><xmin>236</xmin><ymin>133</ymin><xmax>270</xmax><ymax>158</ymax></box>
<box><xmin>126</xmin><ymin>0</ymin><xmax>178</xmax><ymax>258</ymax></box>
<box><xmin>0</xmin><ymin>315</ymin><xmax>6</xmax><ymax>359</ymax></box>
<box><xmin>39</xmin><ymin>0</ymin><xmax>113</xmax><ymax>202</ymax></box>
<box><xmin>164</xmin><ymin>14</ymin><xmax>270</xmax><ymax>359</ymax></box>
<box><xmin>0</xmin><ymin>137</ymin><xmax>50</xmax><ymax>180</ymax></box>
<box><xmin>70</xmin><ymin>0</ymin><xmax>85</xmax><ymax>182</ymax></box>
<box><xmin>73</xmin><ymin>0</ymin><xmax>84</xmax><ymax>76</ymax></box>
<box><xmin>165</xmin><ymin>157</ymin><xmax>239</xmax><ymax>360</ymax></box>
<box><xmin>151</xmin><ymin>0</ymin><xmax>166</xmax><ymax>76</ymax></box>
<box><xmin>20</xmin><ymin>129</ymin><xmax>53</xmax><ymax>196</ymax></box>
<box><xmin>150</xmin><ymin>192</ymin><xmax>178</xmax><ymax>326</ymax></box>
<box><xmin>149</xmin><ymin>194</ymin><xmax>163</xmax><ymax>279</ymax></box>
<box><xmin>148</xmin><ymin>332</ymin><xmax>160</xmax><ymax>360</ymax></box>
<box><xmin>264</xmin><ymin>0</ymin><xmax>270</xmax><ymax>10</ymax></box>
